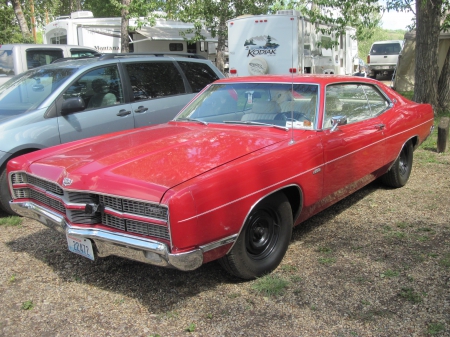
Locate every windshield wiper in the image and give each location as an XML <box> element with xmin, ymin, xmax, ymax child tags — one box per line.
<box><xmin>176</xmin><ymin>118</ymin><xmax>208</xmax><ymax>125</ymax></box>
<box><xmin>224</xmin><ymin>120</ymin><xmax>288</xmax><ymax>131</ymax></box>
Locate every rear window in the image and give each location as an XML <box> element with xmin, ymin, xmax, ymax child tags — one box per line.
<box><xmin>177</xmin><ymin>61</ymin><xmax>220</xmax><ymax>93</ymax></box>
<box><xmin>0</xmin><ymin>50</ymin><xmax>14</xmax><ymax>76</ymax></box>
<box><xmin>26</xmin><ymin>49</ymin><xmax>64</xmax><ymax>70</ymax></box>
<box><xmin>370</xmin><ymin>43</ymin><xmax>402</xmax><ymax>55</ymax></box>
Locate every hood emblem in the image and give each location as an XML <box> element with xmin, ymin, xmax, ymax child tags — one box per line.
<box><xmin>62</xmin><ymin>177</ymin><xmax>73</xmax><ymax>186</ymax></box>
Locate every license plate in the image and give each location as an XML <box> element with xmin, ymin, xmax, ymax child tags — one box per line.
<box><xmin>381</xmin><ymin>66</ymin><xmax>390</xmax><ymax>69</ymax></box>
<box><xmin>66</xmin><ymin>234</ymin><xmax>94</xmax><ymax>260</ymax></box>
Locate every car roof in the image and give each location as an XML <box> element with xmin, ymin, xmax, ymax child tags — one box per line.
<box><xmin>215</xmin><ymin>74</ymin><xmax>380</xmax><ymax>86</ymax></box>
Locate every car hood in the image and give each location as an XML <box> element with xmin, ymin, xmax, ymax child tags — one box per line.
<box><xmin>27</xmin><ymin>123</ymin><xmax>286</xmax><ymax>202</ymax></box>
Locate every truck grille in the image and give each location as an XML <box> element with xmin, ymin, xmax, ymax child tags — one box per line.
<box><xmin>11</xmin><ymin>173</ymin><xmax>169</xmax><ymax>241</ymax></box>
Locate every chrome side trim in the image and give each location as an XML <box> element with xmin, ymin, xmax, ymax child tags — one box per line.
<box><xmin>200</xmin><ymin>234</ymin><xmax>238</xmax><ymax>252</ymax></box>
<box><xmin>10</xmin><ymin>201</ymin><xmax>202</xmax><ymax>271</ymax></box>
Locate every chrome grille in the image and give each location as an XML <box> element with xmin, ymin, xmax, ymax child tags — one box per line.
<box><xmin>67</xmin><ymin>192</ymin><xmax>99</xmax><ymax>204</ymax></box>
<box><xmin>100</xmin><ymin>195</ymin><xmax>168</xmax><ymax>221</ymax></box>
<box><xmin>29</xmin><ymin>189</ymin><xmax>66</xmax><ymax>213</ymax></box>
<box><xmin>26</xmin><ymin>175</ymin><xmax>64</xmax><ymax>195</ymax></box>
<box><xmin>11</xmin><ymin>172</ymin><xmax>27</xmax><ymax>184</ymax></box>
<box><xmin>103</xmin><ymin>213</ymin><xmax>126</xmax><ymax>231</ymax></box>
<box><xmin>67</xmin><ymin>210</ymin><xmax>101</xmax><ymax>225</ymax></box>
<box><xmin>10</xmin><ymin>173</ymin><xmax>169</xmax><ymax>241</ymax></box>
<box><xmin>100</xmin><ymin>195</ymin><xmax>122</xmax><ymax>211</ymax></box>
<box><xmin>13</xmin><ymin>188</ymin><xmax>30</xmax><ymax>199</ymax></box>
<box><xmin>103</xmin><ymin>214</ymin><xmax>169</xmax><ymax>240</ymax></box>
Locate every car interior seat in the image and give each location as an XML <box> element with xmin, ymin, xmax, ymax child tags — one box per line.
<box><xmin>87</xmin><ymin>78</ymin><xmax>117</xmax><ymax>108</ymax></box>
<box><xmin>241</xmin><ymin>101</ymin><xmax>281</xmax><ymax>121</ymax></box>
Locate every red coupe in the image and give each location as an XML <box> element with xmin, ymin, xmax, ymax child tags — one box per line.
<box><xmin>7</xmin><ymin>75</ymin><xmax>434</xmax><ymax>279</ymax></box>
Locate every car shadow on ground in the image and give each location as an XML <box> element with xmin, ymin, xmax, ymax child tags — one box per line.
<box><xmin>2</xmin><ymin>178</ymin><xmax>389</xmax><ymax>313</ymax></box>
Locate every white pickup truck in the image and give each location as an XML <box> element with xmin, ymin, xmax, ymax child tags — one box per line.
<box><xmin>0</xmin><ymin>44</ymin><xmax>98</xmax><ymax>85</ymax></box>
<box><xmin>367</xmin><ymin>40</ymin><xmax>404</xmax><ymax>79</ymax></box>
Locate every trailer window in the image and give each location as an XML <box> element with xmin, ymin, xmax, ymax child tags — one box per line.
<box><xmin>177</xmin><ymin>61</ymin><xmax>221</xmax><ymax>92</ymax></box>
<box><xmin>169</xmin><ymin>43</ymin><xmax>183</xmax><ymax>51</ymax></box>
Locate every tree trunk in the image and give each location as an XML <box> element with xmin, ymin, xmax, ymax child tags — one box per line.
<box><xmin>437</xmin><ymin>45</ymin><xmax>450</xmax><ymax>112</ymax></box>
<box><xmin>11</xmin><ymin>0</ymin><xmax>31</xmax><ymax>40</ymax></box>
<box><xmin>121</xmin><ymin>0</ymin><xmax>131</xmax><ymax>53</ymax></box>
<box><xmin>216</xmin><ymin>16</ymin><xmax>227</xmax><ymax>74</ymax></box>
<box><xmin>413</xmin><ymin>0</ymin><xmax>442</xmax><ymax>108</ymax></box>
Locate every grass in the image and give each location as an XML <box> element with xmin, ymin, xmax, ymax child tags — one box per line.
<box><xmin>0</xmin><ymin>216</ymin><xmax>22</xmax><ymax>227</ymax></box>
<box><xmin>438</xmin><ymin>253</ymin><xmax>450</xmax><ymax>268</ymax></box>
<box><xmin>380</xmin><ymin>270</ymin><xmax>399</xmax><ymax>278</ymax></box>
<box><xmin>427</xmin><ymin>322</ymin><xmax>446</xmax><ymax>335</ymax></box>
<box><xmin>399</xmin><ymin>287</ymin><xmax>422</xmax><ymax>303</ymax></box>
<box><xmin>21</xmin><ymin>300</ymin><xmax>34</xmax><ymax>310</ymax></box>
<box><xmin>318</xmin><ymin>257</ymin><xmax>336</xmax><ymax>265</ymax></box>
<box><xmin>252</xmin><ymin>274</ymin><xmax>289</xmax><ymax>297</ymax></box>
<box><xmin>185</xmin><ymin>323</ymin><xmax>196</xmax><ymax>333</ymax></box>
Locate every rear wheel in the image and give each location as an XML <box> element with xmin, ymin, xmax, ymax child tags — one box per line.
<box><xmin>219</xmin><ymin>192</ymin><xmax>292</xmax><ymax>279</ymax></box>
<box><xmin>381</xmin><ymin>141</ymin><xmax>413</xmax><ymax>188</ymax></box>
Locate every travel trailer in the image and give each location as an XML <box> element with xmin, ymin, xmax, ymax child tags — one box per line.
<box><xmin>227</xmin><ymin>10</ymin><xmax>358</xmax><ymax>76</ymax></box>
<box><xmin>43</xmin><ymin>11</ymin><xmax>218</xmax><ymax>61</ymax></box>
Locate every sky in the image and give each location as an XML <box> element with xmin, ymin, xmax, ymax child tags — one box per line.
<box><xmin>380</xmin><ymin>9</ymin><xmax>415</xmax><ymax>30</ymax></box>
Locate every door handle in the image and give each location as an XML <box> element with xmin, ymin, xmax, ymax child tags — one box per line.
<box><xmin>134</xmin><ymin>106</ymin><xmax>148</xmax><ymax>113</ymax></box>
<box><xmin>117</xmin><ymin>109</ymin><xmax>131</xmax><ymax>117</ymax></box>
<box><xmin>375</xmin><ymin>123</ymin><xmax>385</xmax><ymax>130</ymax></box>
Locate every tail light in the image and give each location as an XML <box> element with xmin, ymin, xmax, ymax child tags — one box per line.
<box><xmin>367</xmin><ymin>55</ymin><xmax>370</xmax><ymax>64</ymax></box>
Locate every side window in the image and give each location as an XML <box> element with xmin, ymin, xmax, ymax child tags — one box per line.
<box><xmin>63</xmin><ymin>65</ymin><xmax>123</xmax><ymax>110</ymax></box>
<box><xmin>324</xmin><ymin>83</ymin><xmax>385</xmax><ymax>128</ymax></box>
<box><xmin>363</xmin><ymin>85</ymin><xmax>389</xmax><ymax>116</ymax></box>
<box><xmin>125</xmin><ymin>62</ymin><xmax>185</xmax><ymax>101</ymax></box>
<box><xmin>26</xmin><ymin>49</ymin><xmax>64</xmax><ymax>69</ymax></box>
<box><xmin>177</xmin><ymin>61</ymin><xmax>220</xmax><ymax>93</ymax></box>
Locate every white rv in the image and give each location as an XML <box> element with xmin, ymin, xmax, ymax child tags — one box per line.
<box><xmin>43</xmin><ymin>11</ymin><xmax>218</xmax><ymax>60</ymax></box>
<box><xmin>227</xmin><ymin>10</ymin><xmax>358</xmax><ymax>76</ymax></box>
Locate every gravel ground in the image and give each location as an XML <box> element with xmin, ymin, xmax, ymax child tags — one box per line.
<box><xmin>1</xmin><ymin>143</ymin><xmax>449</xmax><ymax>337</ymax></box>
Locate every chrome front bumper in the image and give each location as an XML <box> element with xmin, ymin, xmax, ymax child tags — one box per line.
<box><xmin>10</xmin><ymin>201</ymin><xmax>203</xmax><ymax>271</ymax></box>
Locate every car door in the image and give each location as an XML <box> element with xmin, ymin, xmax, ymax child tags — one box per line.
<box><xmin>321</xmin><ymin>83</ymin><xmax>389</xmax><ymax>199</ymax></box>
<box><xmin>57</xmin><ymin>64</ymin><xmax>134</xmax><ymax>143</ymax></box>
<box><xmin>124</xmin><ymin>61</ymin><xmax>192</xmax><ymax>128</ymax></box>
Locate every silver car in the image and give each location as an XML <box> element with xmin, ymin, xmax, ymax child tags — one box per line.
<box><xmin>0</xmin><ymin>53</ymin><xmax>223</xmax><ymax>214</ymax></box>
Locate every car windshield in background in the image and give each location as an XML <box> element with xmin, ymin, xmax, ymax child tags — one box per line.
<box><xmin>370</xmin><ymin>43</ymin><xmax>402</xmax><ymax>55</ymax></box>
<box><xmin>176</xmin><ymin>83</ymin><xmax>319</xmax><ymax>129</ymax></box>
<box><xmin>0</xmin><ymin>67</ymin><xmax>76</xmax><ymax>116</ymax></box>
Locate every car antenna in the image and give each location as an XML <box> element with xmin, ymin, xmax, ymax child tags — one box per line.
<box><xmin>289</xmin><ymin>13</ymin><xmax>295</xmax><ymax>145</ymax></box>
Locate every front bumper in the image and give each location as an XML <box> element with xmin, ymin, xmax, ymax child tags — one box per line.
<box><xmin>10</xmin><ymin>201</ymin><xmax>204</xmax><ymax>271</ymax></box>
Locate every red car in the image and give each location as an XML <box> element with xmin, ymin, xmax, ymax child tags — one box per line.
<box><xmin>7</xmin><ymin>75</ymin><xmax>434</xmax><ymax>279</ymax></box>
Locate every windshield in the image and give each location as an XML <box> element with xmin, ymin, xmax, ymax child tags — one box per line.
<box><xmin>176</xmin><ymin>83</ymin><xmax>319</xmax><ymax>129</ymax></box>
<box><xmin>0</xmin><ymin>67</ymin><xmax>76</xmax><ymax>116</ymax></box>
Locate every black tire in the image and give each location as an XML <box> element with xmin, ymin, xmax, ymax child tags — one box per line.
<box><xmin>219</xmin><ymin>192</ymin><xmax>292</xmax><ymax>279</ymax></box>
<box><xmin>0</xmin><ymin>167</ymin><xmax>17</xmax><ymax>215</ymax></box>
<box><xmin>381</xmin><ymin>141</ymin><xmax>413</xmax><ymax>188</ymax></box>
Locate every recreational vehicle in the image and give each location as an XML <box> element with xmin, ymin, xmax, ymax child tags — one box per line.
<box><xmin>43</xmin><ymin>11</ymin><xmax>218</xmax><ymax>61</ymax></box>
<box><xmin>227</xmin><ymin>10</ymin><xmax>358</xmax><ymax>76</ymax></box>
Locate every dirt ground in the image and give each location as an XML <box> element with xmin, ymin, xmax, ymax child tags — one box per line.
<box><xmin>1</xmin><ymin>140</ymin><xmax>449</xmax><ymax>337</ymax></box>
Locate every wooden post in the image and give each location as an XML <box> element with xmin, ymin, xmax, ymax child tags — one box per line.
<box><xmin>437</xmin><ymin>117</ymin><xmax>449</xmax><ymax>153</ymax></box>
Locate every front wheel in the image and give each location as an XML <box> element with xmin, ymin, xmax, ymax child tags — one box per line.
<box><xmin>219</xmin><ymin>192</ymin><xmax>293</xmax><ymax>279</ymax></box>
<box><xmin>0</xmin><ymin>168</ymin><xmax>16</xmax><ymax>215</ymax></box>
<box><xmin>381</xmin><ymin>141</ymin><xmax>413</xmax><ymax>188</ymax></box>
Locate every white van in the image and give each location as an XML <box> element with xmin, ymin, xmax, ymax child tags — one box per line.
<box><xmin>0</xmin><ymin>44</ymin><xmax>98</xmax><ymax>85</ymax></box>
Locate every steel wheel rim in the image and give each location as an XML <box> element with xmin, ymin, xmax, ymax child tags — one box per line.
<box><xmin>245</xmin><ymin>209</ymin><xmax>280</xmax><ymax>259</ymax></box>
<box><xmin>399</xmin><ymin>147</ymin><xmax>409</xmax><ymax>177</ymax></box>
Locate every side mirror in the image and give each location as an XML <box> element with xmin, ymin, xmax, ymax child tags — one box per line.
<box><xmin>330</xmin><ymin>116</ymin><xmax>347</xmax><ymax>132</ymax></box>
<box><xmin>61</xmin><ymin>97</ymin><xmax>85</xmax><ymax>115</ymax></box>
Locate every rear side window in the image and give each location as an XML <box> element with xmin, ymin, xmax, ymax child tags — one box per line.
<box><xmin>177</xmin><ymin>61</ymin><xmax>220</xmax><ymax>93</ymax></box>
<box><xmin>370</xmin><ymin>43</ymin><xmax>402</xmax><ymax>55</ymax></box>
<box><xmin>0</xmin><ymin>50</ymin><xmax>14</xmax><ymax>76</ymax></box>
<box><xmin>125</xmin><ymin>62</ymin><xmax>185</xmax><ymax>101</ymax></box>
<box><xmin>26</xmin><ymin>49</ymin><xmax>64</xmax><ymax>70</ymax></box>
